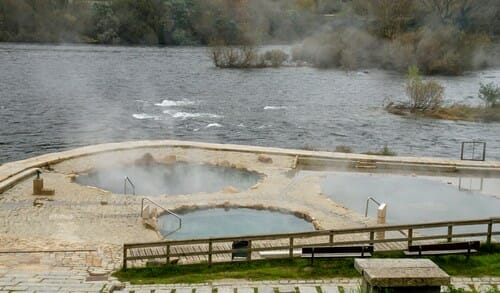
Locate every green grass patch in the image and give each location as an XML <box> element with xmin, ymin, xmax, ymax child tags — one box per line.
<box><xmin>113</xmin><ymin>258</ymin><xmax>359</xmax><ymax>284</ymax></box>
<box><xmin>371</xmin><ymin>246</ymin><xmax>500</xmax><ymax>277</ymax></box>
<box><xmin>429</xmin><ymin>244</ymin><xmax>500</xmax><ymax>277</ymax></box>
<box><xmin>114</xmin><ymin>245</ymin><xmax>500</xmax><ymax>284</ymax></box>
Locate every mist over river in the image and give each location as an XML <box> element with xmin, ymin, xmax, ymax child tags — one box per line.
<box><xmin>1</xmin><ymin>43</ymin><xmax>499</xmax><ymax>163</ymax></box>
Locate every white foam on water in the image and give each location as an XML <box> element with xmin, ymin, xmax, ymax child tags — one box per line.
<box><xmin>163</xmin><ymin>110</ymin><xmax>221</xmax><ymax>119</ymax></box>
<box><xmin>132</xmin><ymin>113</ymin><xmax>161</xmax><ymax>120</ymax></box>
<box><xmin>264</xmin><ymin>106</ymin><xmax>287</xmax><ymax>110</ymax></box>
<box><xmin>205</xmin><ymin>123</ymin><xmax>222</xmax><ymax>128</ymax></box>
<box><xmin>237</xmin><ymin>123</ymin><xmax>245</xmax><ymax>127</ymax></box>
<box><xmin>155</xmin><ymin>99</ymin><xmax>195</xmax><ymax>107</ymax></box>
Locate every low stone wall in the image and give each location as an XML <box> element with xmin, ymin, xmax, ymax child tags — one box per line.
<box><xmin>2</xmin><ymin>140</ymin><xmax>499</xmax><ymax>194</ymax></box>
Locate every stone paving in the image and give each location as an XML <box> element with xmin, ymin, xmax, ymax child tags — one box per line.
<box><xmin>116</xmin><ymin>278</ymin><xmax>500</xmax><ymax>293</ymax></box>
<box><xmin>0</xmin><ymin>268</ymin><xmax>499</xmax><ymax>293</ymax></box>
<box><xmin>1</xmin><ymin>141</ymin><xmax>499</xmax><ymax>292</ymax></box>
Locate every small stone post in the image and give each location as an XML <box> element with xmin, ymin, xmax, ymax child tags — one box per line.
<box><xmin>33</xmin><ymin>170</ymin><xmax>55</xmax><ymax>196</ymax></box>
<box><xmin>376</xmin><ymin>203</ymin><xmax>387</xmax><ymax>239</ymax></box>
<box><xmin>33</xmin><ymin>170</ymin><xmax>43</xmax><ymax>195</ymax></box>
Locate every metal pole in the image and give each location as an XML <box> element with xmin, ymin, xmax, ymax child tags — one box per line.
<box><xmin>482</xmin><ymin>142</ymin><xmax>486</xmax><ymax>161</ymax></box>
<box><xmin>472</xmin><ymin>142</ymin><xmax>476</xmax><ymax>160</ymax></box>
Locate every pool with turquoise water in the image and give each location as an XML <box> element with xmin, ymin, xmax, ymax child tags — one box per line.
<box><xmin>159</xmin><ymin>208</ymin><xmax>315</xmax><ymax>239</ymax></box>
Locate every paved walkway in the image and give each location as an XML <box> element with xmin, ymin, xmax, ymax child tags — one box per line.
<box><xmin>0</xmin><ymin>265</ymin><xmax>498</xmax><ymax>293</ymax></box>
<box><xmin>117</xmin><ymin>278</ymin><xmax>499</xmax><ymax>293</ymax></box>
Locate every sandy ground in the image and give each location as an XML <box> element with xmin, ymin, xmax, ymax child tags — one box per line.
<box><xmin>0</xmin><ymin>147</ymin><xmax>373</xmax><ymax>271</ymax></box>
<box><xmin>1</xmin><ymin>141</ymin><xmax>498</xmax><ymax>273</ymax></box>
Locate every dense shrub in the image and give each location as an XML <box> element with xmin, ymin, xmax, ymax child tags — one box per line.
<box><xmin>415</xmin><ymin>27</ymin><xmax>468</xmax><ymax>75</ymax></box>
<box><xmin>210</xmin><ymin>46</ymin><xmax>288</xmax><ymax>68</ymax></box>
<box><xmin>478</xmin><ymin>82</ymin><xmax>500</xmax><ymax>108</ymax></box>
<box><xmin>405</xmin><ymin>66</ymin><xmax>444</xmax><ymax>112</ymax></box>
<box><xmin>291</xmin><ymin>25</ymin><xmax>484</xmax><ymax>75</ymax></box>
<box><xmin>291</xmin><ymin>28</ymin><xmax>378</xmax><ymax>70</ymax></box>
<box><xmin>261</xmin><ymin>50</ymin><xmax>289</xmax><ymax>67</ymax></box>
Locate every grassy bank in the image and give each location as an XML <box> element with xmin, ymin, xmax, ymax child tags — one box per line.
<box><xmin>114</xmin><ymin>247</ymin><xmax>500</xmax><ymax>284</ymax></box>
<box><xmin>386</xmin><ymin>104</ymin><xmax>500</xmax><ymax>122</ymax></box>
<box><xmin>113</xmin><ymin>258</ymin><xmax>358</xmax><ymax>284</ymax></box>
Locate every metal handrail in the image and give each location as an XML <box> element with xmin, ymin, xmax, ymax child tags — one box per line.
<box><xmin>124</xmin><ymin>176</ymin><xmax>135</xmax><ymax>195</ymax></box>
<box><xmin>141</xmin><ymin>197</ymin><xmax>182</xmax><ymax>236</ymax></box>
<box><xmin>365</xmin><ymin>196</ymin><xmax>382</xmax><ymax>217</ymax></box>
<box><xmin>461</xmin><ymin>141</ymin><xmax>486</xmax><ymax>161</ymax></box>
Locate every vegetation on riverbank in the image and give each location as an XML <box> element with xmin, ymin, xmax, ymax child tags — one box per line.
<box><xmin>1</xmin><ymin>0</ymin><xmax>499</xmax><ymax>75</ymax></box>
<box><xmin>290</xmin><ymin>0</ymin><xmax>499</xmax><ymax>75</ymax></box>
<box><xmin>113</xmin><ymin>246</ymin><xmax>500</xmax><ymax>284</ymax></box>
<box><xmin>386</xmin><ymin>67</ymin><xmax>500</xmax><ymax>122</ymax></box>
<box><xmin>210</xmin><ymin>46</ymin><xmax>289</xmax><ymax>68</ymax></box>
<box><xmin>0</xmin><ymin>0</ymin><xmax>319</xmax><ymax>45</ymax></box>
<box><xmin>386</xmin><ymin>104</ymin><xmax>500</xmax><ymax>122</ymax></box>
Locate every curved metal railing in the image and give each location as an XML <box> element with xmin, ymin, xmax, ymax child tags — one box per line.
<box><xmin>141</xmin><ymin>197</ymin><xmax>182</xmax><ymax>236</ymax></box>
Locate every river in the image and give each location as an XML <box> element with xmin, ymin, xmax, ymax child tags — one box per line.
<box><xmin>1</xmin><ymin>43</ymin><xmax>499</xmax><ymax>163</ymax></box>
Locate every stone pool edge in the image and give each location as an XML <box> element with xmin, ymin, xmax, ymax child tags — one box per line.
<box><xmin>2</xmin><ymin>139</ymin><xmax>500</xmax><ymax>194</ymax></box>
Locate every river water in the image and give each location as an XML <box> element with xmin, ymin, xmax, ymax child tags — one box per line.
<box><xmin>1</xmin><ymin>43</ymin><xmax>499</xmax><ymax>164</ymax></box>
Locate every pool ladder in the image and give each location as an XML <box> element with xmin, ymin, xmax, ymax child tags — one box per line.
<box><xmin>141</xmin><ymin>197</ymin><xmax>182</xmax><ymax>236</ymax></box>
<box><xmin>364</xmin><ymin>196</ymin><xmax>382</xmax><ymax>217</ymax></box>
<box><xmin>124</xmin><ymin>176</ymin><xmax>135</xmax><ymax>195</ymax></box>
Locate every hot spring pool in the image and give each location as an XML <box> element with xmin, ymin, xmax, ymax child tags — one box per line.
<box><xmin>314</xmin><ymin>171</ymin><xmax>500</xmax><ymax>224</ymax></box>
<box><xmin>159</xmin><ymin>208</ymin><xmax>315</xmax><ymax>239</ymax></box>
<box><xmin>75</xmin><ymin>161</ymin><xmax>260</xmax><ymax>195</ymax></box>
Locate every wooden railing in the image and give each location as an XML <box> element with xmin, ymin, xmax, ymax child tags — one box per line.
<box><xmin>123</xmin><ymin>217</ymin><xmax>500</xmax><ymax>270</ymax></box>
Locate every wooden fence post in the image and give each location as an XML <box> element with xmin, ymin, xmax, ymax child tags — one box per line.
<box><xmin>369</xmin><ymin>231</ymin><xmax>375</xmax><ymax>246</ymax></box>
<box><xmin>208</xmin><ymin>240</ymin><xmax>213</xmax><ymax>267</ymax></box>
<box><xmin>329</xmin><ymin>232</ymin><xmax>334</xmax><ymax>244</ymax></box>
<box><xmin>122</xmin><ymin>245</ymin><xmax>127</xmax><ymax>271</ymax></box>
<box><xmin>247</xmin><ymin>240</ymin><xmax>252</xmax><ymax>262</ymax></box>
<box><xmin>289</xmin><ymin>237</ymin><xmax>294</xmax><ymax>259</ymax></box>
<box><xmin>487</xmin><ymin>220</ymin><xmax>493</xmax><ymax>245</ymax></box>
<box><xmin>447</xmin><ymin>225</ymin><xmax>453</xmax><ymax>243</ymax></box>
<box><xmin>408</xmin><ymin>228</ymin><xmax>413</xmax><ymax>247</ymax></box>
<box><xmin>166</xmin><ymin>244</ymin><xmax>170</xmax><ymax>264</ymax></box>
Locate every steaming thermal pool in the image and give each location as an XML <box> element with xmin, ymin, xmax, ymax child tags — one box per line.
<box><xmin>158</xmin><ymin>208</ymin><xmax>315</xmax><ymax>239</ymax></box>
<box><xmin>313</xmin><ymin>171</ymin><xmax>500</xmax><ymax>224</ymax></box>
<box><xmin>75</xmin><ymin>161</ymin><xmax>260</xmax><ymax>196</ymax></box>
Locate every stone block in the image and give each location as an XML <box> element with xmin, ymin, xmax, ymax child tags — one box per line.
<box><xmin>33</xmin><ymin>179</ymin><xmax>44</xmax><ymax>195</ymax></box>
<box><xmin>238</xmin><ymin>287</ymin><xmax>255</xmax><ymax>293</ymax></box>
<box><xmin>91</xmin><ymin>257</ymin><xmax>103</xmax><ymax>267</ymax></box>
<box><xmin>258</xmin><ymin>287</ymin><xmax>275</xmax><ymax>293</ymax></box>
<box><xmin>142</xmin><ymin>206</ymin><xmax>151</xmax><ymax>220</ymax></box>
<box><xmin>355</xmin><ymin>258</ymin><xmax>450</xmax><ymax>293</ymax></box>
<box><xmin>196</xmin><ymin>286</ymin><xmax>213</xmax><ymax>293</ymax></box>
<box><xmin>163</xmin><ymin>155</ymin><xmax>177</xmax><ymax>164</ymax></box>
<box><xmin>257</xmin><ymin>154</ymin><xmax>273</xmax><ymax>164</ymax></box>
<box><xmin>223</xmin><ymin>186</ymin><xmax>239</xmax><ymax>193</ymax></box>
<box><xmin>298</xmin><ymin>286</ymin><xmax>318</xmax><ymax>293</ymax></box>
<box><xmin>321</xmin><ymin>286</ymin><xmax>340</xmax><ymax>293</ymax></box>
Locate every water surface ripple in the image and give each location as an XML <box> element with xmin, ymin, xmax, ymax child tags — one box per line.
<box><xmin>1</xmin><ymin>43</ymin><xmax>500</xmax><ymax>163</ymax></box>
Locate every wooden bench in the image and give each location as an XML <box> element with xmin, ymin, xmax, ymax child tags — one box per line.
<box><xmin>404</xmin><ymin>241</ymin><xmax>480</xmax><ymax>259</ymax></box>
<box><xmin>301</xmin><ymin>245</ymin><xmax>374</xmax><ymax>265</ymax></box>
<box><xmin>231</xmin><ymin>240</ymin><xmax>249</xmax><ymax>260</ymax></box>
